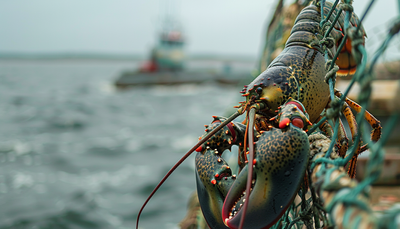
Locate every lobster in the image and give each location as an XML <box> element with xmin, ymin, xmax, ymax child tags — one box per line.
<box><xmin>137</xmin><ymin>1</ymin><xmax>382</xmax><ymax>228</ymax></box>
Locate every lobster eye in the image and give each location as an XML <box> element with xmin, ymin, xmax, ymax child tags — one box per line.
<box><xmin>256</xmin><ymin>87</ymin><xmax>263</xmax><ymax>94</ymax></box>
<box><xmin>291</xmin><ymin>118</ymin><xmax>304</xmax><ymax>129</ymax></box>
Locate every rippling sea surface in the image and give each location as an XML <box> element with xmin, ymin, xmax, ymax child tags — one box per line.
<box><xmin>0</xmin><ymin>59</ymin><xmax>254</xmax><ymax>229</ymax></box>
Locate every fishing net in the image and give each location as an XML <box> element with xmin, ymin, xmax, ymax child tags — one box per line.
<box><xmin>267</xmin><ymin>0</ymin><xmax>400</xmax><ymax>228</ymax></box>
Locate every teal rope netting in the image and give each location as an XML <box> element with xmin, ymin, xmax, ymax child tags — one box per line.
<box><xmin>272</xmin><ymin>0</ymin><xmax>400</xmax><ymax>228</ymax></box>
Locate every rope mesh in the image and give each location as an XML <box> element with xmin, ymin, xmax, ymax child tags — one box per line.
<box><xmin>271</xmin><ymin>0</ymin><xmax>400</xmax><ymax>228</ymax></box>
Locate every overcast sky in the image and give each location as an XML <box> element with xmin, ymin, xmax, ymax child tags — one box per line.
<box><xmin>0</xmin><ymin>0</ymin><xmax>399</xmax><ymax>57</ymax></box>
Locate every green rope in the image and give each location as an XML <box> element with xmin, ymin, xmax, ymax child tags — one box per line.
<box><xmin>271</xmin><ymin>0</ymin><xmax>400</xmax><ymax>228</ymax></box>
<box><xmin>320</xmin><ymin>0</ymin><xmax>339</xmax><ymax>30</ymax></box>
<box><xmin>308</xmin><ymin>116</ymin><xmax>326</xmax><ymax>135</ymax></box>
<box><xmin>323</xmin><ymin>1</ymin><xmax>341</xmax><ymax>38</ymax></box>
<box><xmin>304</xmin><ymin>0</ymin><xmax>400</xmax><ymax>227</ymax></box>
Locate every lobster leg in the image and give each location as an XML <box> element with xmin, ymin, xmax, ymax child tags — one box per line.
<box><xmin>335</xmin><ymin>90</ymin><xmax>382</xmax><ymax>141</ymax></box>
<box><xmin>340</xmin><ymin>101</ymin><xmax>358</xmax><ymax>142</ymax></box>
<box><xmin>334</xmin><ymin>89</ymin><xmax>382</xmax><ymax>178</ymax></box>
<box><xmin>315</xmin><ymin>116</ymin><xmax>333</xmax><ymax>138</ymax></box>
<box><xmin>337</xmin><ymin>118</ymin><xmax>349</xmax><ymax>157</ymax></box>
<box><xmin>339</xmin><ymin>100</ymin><xmax>362</xmax><ymax>178</ymax></box>
<box><xmin>345</xmin><ymin>97</ymin><xmax>382</xmax><ymax>141</ymax></box>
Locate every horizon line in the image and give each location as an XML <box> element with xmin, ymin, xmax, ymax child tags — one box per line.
<box><xmin>0</xmin><ymin>52</ymin><xmax>258</xmax><ymax>61</ymax></box>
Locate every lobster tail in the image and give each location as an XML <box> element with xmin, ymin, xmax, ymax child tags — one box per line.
<box><xmin>336</xmin><ymin>37</ymin><xmax>361</xmax><ymax>77</ymax></box>
<box><xmin>323</xmin><ymin>1</ymin><xmax>366</xmax><ymax>77</ymax></box>
<box><xmin>286</xmin><ymin>2</ymin><xmax>366</xmax><ymax>77</ymax></box>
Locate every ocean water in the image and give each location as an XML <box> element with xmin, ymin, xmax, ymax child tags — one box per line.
<box><xmin>0</xmin><ymin>59</ymin><xmax>254</xmax><ymax>229</ymax></box>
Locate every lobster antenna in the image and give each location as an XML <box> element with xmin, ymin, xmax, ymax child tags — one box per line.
<box><xmin>242</xmin><ymin>112</ymin><xmax>250</xmax><ymax>162</ymax></box>
<box><xmin>136</xmin><ymin>110</ymin><xmax>243</xmax><ymax>229</ymax></box>
<box><xmin>238</xmin><ymin>108</ymin><xmax>256</xmax><ymax>229</ymax></box>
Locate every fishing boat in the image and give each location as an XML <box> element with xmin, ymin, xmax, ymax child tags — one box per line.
<box><xmin>139</xmin><ymin>23</ymin><xmax>185</xmax><ymax>73</ymax></box>
<box><xmin>114</xmin><ymin>18</ymin><xmax>253</xmax><ymax>88</ymax></box>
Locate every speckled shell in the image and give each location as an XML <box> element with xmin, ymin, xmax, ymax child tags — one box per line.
<box><xmin>195</xmin><ymin>118</ymin><xmax>246</xmax><ymax>229</ymax></box>
<box><xmin>248</xmin><ymin>45</ymin><xmax>329</xmax><ymax>123</ymax></box>
<box><xmin>246</xmin><ymin>2</ymin><xmax>365</xmax><ymax>122</ymax></box>
<box><xmin>196</xmin><ymin>148</ymin><xmax>232</xmax><ymax>229</ymax></box>
<box><xmin>223</xmin><ymin>126</ymin><xmax>310</xmax><ymax>229</ymax></box>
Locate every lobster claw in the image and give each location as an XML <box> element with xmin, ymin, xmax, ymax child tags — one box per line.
<box><xmin>196</xmin><ymin>147</ymin><xmax>234</xmax><ymax>229</ymax></box>
<box><xmin>195</xmin><ymin>117</ymin><xmax>246</xmax><ymax>228</ymax></box>
<box><xmin>222</xmin><ymin>125</ymin><xmax>310</xmax><ymax>229</ymax></box>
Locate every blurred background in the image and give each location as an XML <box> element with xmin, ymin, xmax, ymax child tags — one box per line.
<box><xmin>0</xmin><ymin>0</ymin><xmax>399</xmax><ymax>229</ymax></box>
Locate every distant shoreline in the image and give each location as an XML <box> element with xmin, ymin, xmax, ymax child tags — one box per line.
<box><xmin>0</xmin><ymin>53</ymin><xmax>257</xmax><ymax>62</ymax></box>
